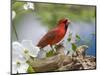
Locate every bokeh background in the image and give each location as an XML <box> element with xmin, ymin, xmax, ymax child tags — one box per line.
<box><xmin>12</xmin><ymin>1</ymin><xmax>96</xmax><ymax>56</ymax></box>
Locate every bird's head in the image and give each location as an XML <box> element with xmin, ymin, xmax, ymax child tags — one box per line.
<box><xmin>58</xmin><ymin>18</ymin><xmax>70</xmax><ymax>30</ymax></box>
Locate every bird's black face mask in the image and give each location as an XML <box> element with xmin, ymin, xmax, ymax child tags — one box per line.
<box><xmin>65</xmin><ymin>21</ymin><xmax>70</xmax><ymax>31</ymax></box>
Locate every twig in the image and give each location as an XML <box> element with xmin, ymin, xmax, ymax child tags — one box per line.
<box><xmin>12</xmin><ymin>22</ymin><xmax>19</xmax><ymax>41</ymax></box>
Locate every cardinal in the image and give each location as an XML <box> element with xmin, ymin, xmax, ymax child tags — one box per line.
<box><xmin>37</xmin><ymin>18</ymin><xmax>70</xmax><ymax>51</ymax></box>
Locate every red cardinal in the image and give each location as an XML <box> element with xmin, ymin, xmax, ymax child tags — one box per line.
<box><xmin>37</xmin><ymin>18</ymin><xmax>70</xmax><ymax>49</ymax></box>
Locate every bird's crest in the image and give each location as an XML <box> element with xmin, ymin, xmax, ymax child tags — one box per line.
<box><xmin>58</xmin><ymin>18</ymin><xmax>68</xmax><ymax>24</ymax></box>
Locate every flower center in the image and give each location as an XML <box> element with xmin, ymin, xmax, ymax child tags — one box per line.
<box><xmin>23</xmin><ymin>49</ymin><xmax>29</xmax><ymax>54</ymax></box>
<box><xmin>16</xmin><ymin>61</ymin><xmax>21</xmax><ymax>66</ymax></box>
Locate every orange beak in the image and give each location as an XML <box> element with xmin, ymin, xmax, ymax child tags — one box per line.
<box><xmin>67</xmin><ymin>20</ymin><xmax>70</xmax><ymax>25</ymax></box>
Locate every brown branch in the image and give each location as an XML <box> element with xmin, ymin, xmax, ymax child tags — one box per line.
<box><xmin>27</xmin><ymin>44</ymin><xmax>96</xmax><ymax>72</ymax></box>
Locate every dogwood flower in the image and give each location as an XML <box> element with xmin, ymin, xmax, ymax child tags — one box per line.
<box><xmin>12</xmin><ymin>60</ymin><xmax>29</xmax><ymax>74</ymax></box>
<box><xmin>23</xmin><ymin>2</ymin><xmax>35</xmax><ymax>10</ymax></box>
<box><xmin>12</xmin><ymin>40</ymin><xmax>40</xmax><ymax>74</ymax></box>
<box><xmin>12</xmin><ymin>10</ymin><xmax>16</xmax><ymax>20</ymax></box>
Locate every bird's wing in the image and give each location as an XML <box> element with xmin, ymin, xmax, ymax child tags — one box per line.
<box><xmin>45</xmin><ymin>30</ymin><xmax>56</xmax><ymax>40</ymax></box>
<box><xmin>37</xmin><ymin>29</ymin><xmax>57</xmax><ymax>48</ymax></box>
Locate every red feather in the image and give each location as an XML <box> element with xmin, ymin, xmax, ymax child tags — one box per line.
<box><xmin>37</xmin><ymin>18</ymin><xmax>70</xmax><ymax>48</ymax></box>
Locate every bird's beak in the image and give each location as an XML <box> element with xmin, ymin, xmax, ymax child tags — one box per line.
<box><xmin>66</xmin><ymin>20</ymin><xmax>70</xmax><ymax>26</ymax></box>
<box><xmin>68</xmin><ymin>20</ymin><xmax>70</xmax><ymax>25</ymax></box>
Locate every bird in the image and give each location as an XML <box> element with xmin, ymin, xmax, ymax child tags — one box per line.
<box><xmin>37</xmin><ymin>18</ymin><xmax>70</xmax><ymax>51</ymax></box>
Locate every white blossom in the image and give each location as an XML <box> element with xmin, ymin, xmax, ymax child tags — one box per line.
<box><xmin>12</xmin><ymin>10</ymin><xmax>16</xmax><ymax>20</ymax></box>
<box><xmin>12</xmin><ymin>40</ymin><xmax>40</xmax><ymax>74</ymax></box>
<box><xmin>23</xmin><ymin>2</ymin><xmax>35</xmax><ymax>10</ymax></box>
<box><xmin>12</xmin><ymin>60</ymin><xmax>29</xmax><ymax>74</ymax></box>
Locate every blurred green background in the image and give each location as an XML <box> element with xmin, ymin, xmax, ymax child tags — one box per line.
<box><xmin>12</xmin><ymin>1</ymin><xmax>95</xmax><ymax>29</ymax></box>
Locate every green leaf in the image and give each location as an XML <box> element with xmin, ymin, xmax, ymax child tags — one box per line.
<box><xmin>12</xmin><ymin>2</ymin><xmax>25</xmax><ymax>11</ymax></box>
<box><xmin>27</xmin><ymin>65</ymin><xmax>35</xmax><ymax>73</ymax></box>
<box><xmin>76</xmin><ymin>34</ymin><xmax>81</xmax><ymax>40</ymax></box>
<box><xmin>69</xmin><ymin>32</ymin><xmax>72</xmax><ymax>37</ymax></box>
<box><xmin>71</xmin><ymin>43</ymin><xmax>77</xmax><ymax>51</ymax></box>
<box><xmin>46</xmin><ymin>50</ymin><xmax>55</xmax><ymax>57</ymax></box>
<box><xmin>67</xmin><ymin>37</ymin><xmax>71</xmax><ymax>42</ymax></box>
<box><xmin>67</xmin><ymin>32</ymin><xmax>72</xmax><ymax>42</ymax></box>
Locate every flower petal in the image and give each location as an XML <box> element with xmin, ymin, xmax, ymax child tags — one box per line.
<box><xmin>12</xmin><ymin>62</ymin><xmax>17</xmax><ymax>74</ymax></box>
<box><xmin>18</xmin><ymin>63</ymin><xmax>29</xmax><ymax>73</ymax></box>
<box><xmin>12</xmin><ymin>10</ymin><xmax>16</xmax><ymax>20</ymax></box>
<box><xmin>27</xmin><ymin>2</ymin><xmax>34</xmax><ymax>10</ymax></box>
<box><xmin>12</xmin><ymin>42</ymin><xmax>24</xmax><ymax>53</ymax></box>
<box><xmin>21</xmin><ymin>40</ymin><xmax>33</xmax><ymax>51</ymax></box>
<box><xmin>21</xmin><ymin>40</ymin><xmax>40</xmax><ymax>57</ymax></box>
<box><xmin>12</xmin><ymin>42</ymin><xmax>26</xmax><ymax>62</ymax></box>
<box><xmin>23</xmin><ymin>3</ymin><xmax>28</xmax><ymax>10</ymax></box>
<box><xmin>30</xmin><ymin>46</ymin><xmax>40</xmax><ymax>57</ymax></box>
<box><xmin>37</xmin><ymin>50</ymin><xmax>46</xmax><ymax>58</ymax></box>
